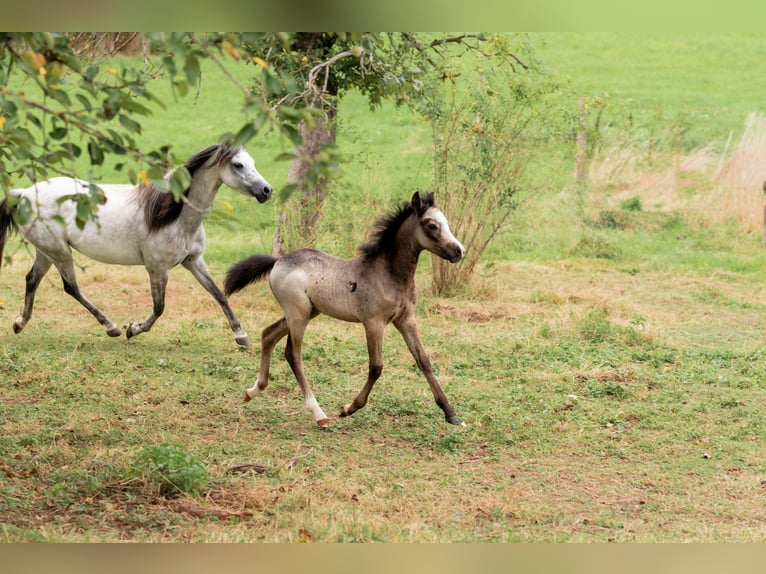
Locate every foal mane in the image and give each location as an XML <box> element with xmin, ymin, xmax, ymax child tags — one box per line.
<box><xmin>359</xmin><ymin>192</ymin><xmax>435</xmax><ymax>259</ymax></box>
<box><xmin>137</xmin><ymin>142</ymin><xmax>240</xmax><ymax>233</ymax></box>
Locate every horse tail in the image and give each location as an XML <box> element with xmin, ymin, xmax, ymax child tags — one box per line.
<box><xmin>224</xmin><ymin>255</ymin><xmax>277</xmax><ymax>296</ymax></box>
<box><xmin>0</xmin><ymin>197</ymin><xmax>18</xmax><ymax>270</ymax></box>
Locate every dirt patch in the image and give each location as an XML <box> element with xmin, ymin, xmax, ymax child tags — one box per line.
<box><xmin>429</xmin><ymin>300</ymin><xmax>540</xmax><ymax>323</ymax></box>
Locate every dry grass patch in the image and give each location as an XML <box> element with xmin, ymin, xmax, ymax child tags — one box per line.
<box><xmin>587</xmin><ymin>113</ymin><xmax>766</xmax><ymax>232</ymax></box>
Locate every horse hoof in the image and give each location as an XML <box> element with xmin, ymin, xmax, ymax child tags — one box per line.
<box><xmin>317</xmin><ymin>418</ymin><xmax>332</xmax><ymax>428</ymax></box>
<box><xmin>446</xmin><ymin>415</ymin><xmax>462</xmax><ymax>426</ymax></box>
<box><xmin>235</xmin><ymin>334</ymin><xmax>252</xmax><ymax>347</ymax></box>
<box><xmin>339</xmin><ymin>405</ymin><xmax>351</xmax><ymax>418</ymax></box>
<box><xmin>12</xmin><ymin>320</ymin><xmax>23</xmax><ymax>334</ymax></box>
<box><xmin>126</xmin><ymin>324</ymin><xmax>139</xmax><ymax>339</ymax></box>
<box><xmin>106</xmin><ymin>326</ymin><xmax>122</xmax><ymax>337</ymax></box>
<box><xmin>243</xmin><ymin>391</ymin><xmax>252</xmax><ymax>403</ymax></box>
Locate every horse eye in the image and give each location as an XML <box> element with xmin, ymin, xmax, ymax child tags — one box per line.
<box><xmin>232</xmin><ymin>162</ymin><xmax>244</xmax><ymax>170</ymax></box>
<box><xmin>427</xmin><ymin>223</ymin><xmax>438</xmax><ymax>231</ymax></box>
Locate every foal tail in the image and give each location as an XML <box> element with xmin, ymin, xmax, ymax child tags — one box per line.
<box><xmin>0</xmin><ymin>197</ymin><xmax>19</xmax><ymax>270</ymax></box>
<box><xmin>224</xmin><ymin>255</ymin><xmax>277</xmax><ymax>296</ymax></box>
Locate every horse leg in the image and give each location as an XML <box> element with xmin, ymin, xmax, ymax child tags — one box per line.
<box><xmin>182</xmin><ymin>255</ymin><xmax>251</xmax><ymax>347</ymax></box>
<box><xmin>244</xmin><ymin>317</ymin><xmax>288</xmax><ymax>402</ymax></box>
<box><xmin>13</xmin><ymin>251</ymin><xmax>52</xmax><ymax>334</ymax></box>
<box><xmin>283</xmin><ymin>312</ymin><xmax>330</xmax><ymax>426</ymax></box>
<box><xmin>394</xmin><ymin>314</ymin><xmax>461</xmax><ymax>425</ymax></box>
<box><xmin>126</xmin><ymin>268</ymin><xmax>167</xmax><ymax>339</ymax></box>
<box><xmin>54</xmin><ymin>257</ymin><xmax>121</xmax><ymax>337</ymax></box>
<box><xmin>340</xmin><ymin>321</ymin><xmax>384</xmax><ymax>419</ymax></box>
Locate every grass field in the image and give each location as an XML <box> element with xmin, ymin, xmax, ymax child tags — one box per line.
<box><xmin>2</xmin><ymin>33</ymin><xmax>766</xmax><ymax>542</ymax></box>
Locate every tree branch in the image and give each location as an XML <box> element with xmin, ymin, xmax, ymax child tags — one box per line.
<box><xmin>306</xmin><ymin>48</ymin><xmax>365</xmax><ymax>103</ymax></box>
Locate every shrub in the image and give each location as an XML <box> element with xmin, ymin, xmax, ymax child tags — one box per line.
<box><xmin>134</xmin><ymin>443</ymin><xmax>207</xmax><ymax>497</ymax></box>
<box><xmin>425</xmin><ymin>35</ymin><xmax>575</xmax><ymax>295</ymax></box>
<box><xmin>619</xmin><ymin>196</ymin><xmax>643</xmax><ymax>212</ymax></box>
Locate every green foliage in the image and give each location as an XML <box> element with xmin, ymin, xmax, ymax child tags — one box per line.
<box><xmin>426</xmin><ymin>34</ymin><xmax>576</xmax><ymax>294</ymax></box>
<box><xmin>620</xmin><ymin>196</ymin><xmax>643</xmax><ymax>212</ymax></box>
<box><xmin>0</xmin><ymin>33</ymin><xmax>165</xmax><ymax>214</ymax></box>
<box><xmin>6</xmin><ymin>34</ymin><xmax>766</xmax><ymax>543</ymax></box>
<box><xmin>238</xmin><ymin>32</ymin><xmax>521</xmax><ymax>253</ymax></box>
<box><xmin>0</xmin><ymin>32</ymin><xmax>310</xmax><ymax>226</ymax></box>
<box><xmin>134</xmin><ymin>443</ymin><xmax>207</xmax><ymax>497</ymax></box>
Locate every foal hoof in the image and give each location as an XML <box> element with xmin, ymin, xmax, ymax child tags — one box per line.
<box><xmin>317</xmin><ymin>418</ymin><xmax>332</xmax><ymax>428</ymax></box>
<box><xmin>235</xmin><ymin>334</ymin><xmax>252</xmax><ymax>347</ymax></box>
<box><xmin>446</xmin><ymin>415</ymin><xmax>463</xmax><ymax>426</ymax></box>
<box><xmin>12</xmin><ymin>319</ymin><xmax>24</xmax><ymax>334</ymax></box>
<box><xmin>243</xmin><ymin>391</ymin><xmax>252</xmax><ymax>403</ymax></box>
<box><xmin>106</xmin><ymin>326</ymin><xmax>122</xmax><ymax>338</ymax></box>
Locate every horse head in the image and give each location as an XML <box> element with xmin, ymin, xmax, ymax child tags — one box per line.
<box><xmin>219</xmin><ymin>145</ymin><xmax>273</xmax><ymax>203</ymax></box>
<box><xmin>412</xmin><ymin>191</ymin><xmax>465</xmax><ymax>263</ymax></box>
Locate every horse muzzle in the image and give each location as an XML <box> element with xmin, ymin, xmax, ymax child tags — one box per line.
<box><xmin>253</xmin><ymin>184</ymin><xmax>273</xmax><ymax>203</ymax></box>
<box><xmin>442</xmin><ymin>242</ymin><xmax>465</xmax><ymax>263</ymax></box>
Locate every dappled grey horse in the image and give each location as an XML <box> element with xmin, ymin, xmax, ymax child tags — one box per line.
<box><xmin>0</xmin><ymin>142</ymin><xmax>272</xmax><ymax>346</ymax></box>
<box><xmin>225</xmin><ymin>191</ymin><xmax>465</xmax><ymax>426</ymax></box>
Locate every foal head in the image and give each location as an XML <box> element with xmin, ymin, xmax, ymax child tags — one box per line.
<box><xmin>214</xmin><ymin>143</ymin><xmax>273</xmax><ymax>203</ymax></box>
<box><xmin>411</xmin><ymin>191</ymin><xmax>465</xmax><ymax>263</ymax></box>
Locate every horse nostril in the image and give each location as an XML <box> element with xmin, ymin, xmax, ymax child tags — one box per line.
<box><xmin>264</xmin><ymin>186</ymin><xmax>273</xmax><ymax>197</ymax></box>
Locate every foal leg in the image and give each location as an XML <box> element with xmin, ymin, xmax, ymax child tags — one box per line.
<box><xmin>394</xmin><ymin>314</ymin><xmax>461</xmax><ymax>425</ymax></box>
<box><xmin>182</xmin><ymin>255</ymin><xmax>251</xmax><ymax>347</ymax></box>
<box><xmin>54</xmin><ymin>257</ymin><xmax>122</xmax><ymax>337</ymax></box>
<box><xmin>283</xmin><ymin>313</ymin><xmax>330</xmax><ymax>426</ymax></box>
<box><xmin>126</xmin><ymin>268</ymin><xmax>168</xmax><ymax>339</ymax></box>
<box><xmin>244</xmin><ymin>317</ymin><xmax>288</xmax><ymax>402</ymax></box>
<box><xmin>13</xmin><ymin>251</ymin><xmax>52</xmax><ymax>334</ymax></box>
<box><xmin>340</xmin><ymin>321</ymin><xmax>384</xmax><ymax>419</ymax></box>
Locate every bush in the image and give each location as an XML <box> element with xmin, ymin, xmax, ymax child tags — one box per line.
<box><xmin>425</xmin><ymin>35</ymin><xmax>575</xmax><ymax>295</ymax></box>
<box><xmin>619</xmin><ymin>196</ymin><xmax>643</xmax><ymax>212</ymax></box>
<box><xmin>134</xmin><ymin>443</ymin><xmax>207</xmax><ymax>497</ymax></box>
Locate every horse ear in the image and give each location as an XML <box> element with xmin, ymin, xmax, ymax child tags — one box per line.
<box><xmin>411</xmin><ymin>191</ymin><xmax>423</xmax><ymax>214</ymax></box>
<box><xmin>411</xmin><ymin>191</ymin><xmax>434</xmax><ymax>215</ymax></box>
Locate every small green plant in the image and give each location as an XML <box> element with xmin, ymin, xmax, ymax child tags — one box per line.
<box><xmin>570</xmin><ymin>231</ymin><xmax>622</xmax><ymax>260</ymax></box>
<box><xmin>619</xmin><ymin>196</ymin><xmax>643</xmax><ymax>212</ymax></box>
<box><xmin>135</xmin><ymin>443</ymin><xmax>207</xmax><ymax>497</ymax></box>
<box><xmin>580</xmin><ymin>308</ymin><xmax>613</xmax><ymax>343</ymax></box>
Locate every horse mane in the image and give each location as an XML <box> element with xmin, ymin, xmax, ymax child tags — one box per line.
<box><xmin>359</xmin><ymin>192</ymin><xmax>436</xmax><ymax>259</ymax></box>
<box><xmin>138</xmin><ymin>142</ymin><xmax>240</xmax><ymax>233</ymax></box>
<box><xmin>359</xmin><ymin>203</ymin><xmax>412</xmax><ymax>259</ymax></box>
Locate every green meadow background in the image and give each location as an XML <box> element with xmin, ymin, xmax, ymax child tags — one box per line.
<box><xmin>3</xmin><ymin>33</ymin><xmax>766</xmax><ymax>542</ymax></box>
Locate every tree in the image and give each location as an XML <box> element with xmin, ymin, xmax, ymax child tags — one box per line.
<box><xmin>1</xmin><ymin>32</ymin><xmax>164</xmax><ymax>227</ymax></box>
<box><xmin>0</xmin><ymin>32</ymin><xmax>283</xmax><ymax>229</ymax></box>
<box><xmin>236</xmin><ymin>32</ymin><xmax>517</xmax><ymax>255</ymax></box>
<box><xmin>2</xmin><ymin>32</ymin><xmax>563</xmax><ymax>295</ymax></box>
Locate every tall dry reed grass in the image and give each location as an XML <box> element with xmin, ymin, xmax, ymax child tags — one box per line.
<box><xmin>714</xmin><ymin>112</ymin><xmax>766</xmax><ymax>231</ymax></box>
<box><xmin>587</xmin><ymin>112</ymin><xmax>766</xmax><ymax>232</ymax></box>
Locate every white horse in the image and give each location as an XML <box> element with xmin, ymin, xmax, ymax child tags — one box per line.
<box><xmin>0</xmin><ymin>142</ymin><xmax>272</xmax><ymax>346</ymax></box>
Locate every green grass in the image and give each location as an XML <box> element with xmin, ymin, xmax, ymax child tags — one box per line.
<box><xmin>536</xmin><ymin>33</ymin><xmax>766</xmax><ymax>151</ymax></box>
<box><xmin>4</xmin><ymin>34</ymin><xmax>766</xmax><ymax>542</ymax></box>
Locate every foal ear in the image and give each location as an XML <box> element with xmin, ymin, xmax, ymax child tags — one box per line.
<box><xmin>411</xmin><ymin>191</ymin><xmax>435</xmax><ymax>216</ymax></box>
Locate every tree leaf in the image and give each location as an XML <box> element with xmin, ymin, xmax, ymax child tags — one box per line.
<box><xmin>88</xmin><ymin>140</ymin><xmax>104</xmax><ymax>166</ymax></box>
<box><xmin>49</xmin><ymin>126</ymin><xmax>67</xmax><ymax>140</ymax></box>
<box><xmin>232</xmin><ymin>122</ymin><xmax>256</xmax><ymax>146</ymax></box>
<box><xmin>118</xmin><ymin>114</ymin><xmax>141</xmax><ymax>134</ymax></box>
<box><xmin>184</xmin><ymin>54</ymin><xmax>201</xmax><ymax>86</ymax></box>
<box><xmin>174</xmin><ymin>79</ymin><xmax>189</xmax><ymax>98</ymax></box>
